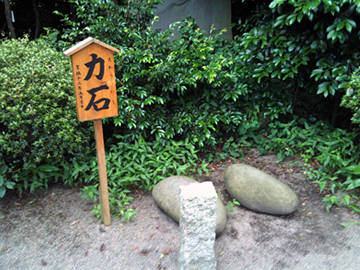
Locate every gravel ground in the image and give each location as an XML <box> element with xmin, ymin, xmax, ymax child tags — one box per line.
<box><xmin>1</xmin><ymin>150</ymin><xmax>360</xmax><ymax>270</ymax></box>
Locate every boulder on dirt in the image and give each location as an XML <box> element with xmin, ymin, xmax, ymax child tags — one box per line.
<box><xmin>152</xmin><ymin>176</ymin><xmax>227</xmax><ymax>236</ymax></box>
<box><xmin>224</xmin><ymin>164</ymin><xmax>299</xmax><ymax>215</ymax></box>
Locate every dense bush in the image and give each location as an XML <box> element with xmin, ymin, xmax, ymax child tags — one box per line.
<box><xmin>115</xmin><ymin>17</ymin><xmax>247</xmax><ymax>147</ymax></box>
<box><xmin>341</xmin><ymin>67</ymin><xmax>360</xmax><ymax>125</ymax></box>
<box><xmin>50</xmin><ymin>0</ymin><xmax>162</xmax><ymax>50</ymax></box>
<box><xmin>53</xmin><ymin>0</ymin><xmax>360</xmax><ymax>147</ymax></box>
<box><xmin>234</xmin><ymin>0</ymin><xmax>360</xmax><ymax>127</ymax></box>
<box><xmin>0</xmin><ymin>38</ymin><xmax>93</xmax><ymax>196</ymax></box>
<box><xmin>53</xmin><ymin>0</ymin><xmax>292</xmax><ymax>149</ymax></box>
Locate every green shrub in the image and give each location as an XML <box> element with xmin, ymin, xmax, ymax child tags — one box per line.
<box><xmin>341</xmin><ymin>67</ymin><xmax>360</xmax><ymax>125</ymax></box>
<box><xmin>233</xmin><ymin>0</ymin><xmax>360</xmax><ymax>126</ymax></box>
<box><xmin>115</xmin><ymin>17</ymin><xmax>249</xmax><ymax>147</ymax></box>
<box><xmin>55</xmin><ymin>0</ymin><xmax>288</xmax><ymax>149</ymax></box>
<box><xmin>0</xmin><ymin>38</ymin><xmax>93</xmax><ymax>196</ymax></box>
<box><xmin>52</xmin><ymin>0</ymin><xmax>162</xmax><ymax>49</ymax></box>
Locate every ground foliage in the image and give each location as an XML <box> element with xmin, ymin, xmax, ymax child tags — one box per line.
<box><xmin>77</xmin><ymin>136</ymin><xmax>208</xmax><ymax>220</ymax></box>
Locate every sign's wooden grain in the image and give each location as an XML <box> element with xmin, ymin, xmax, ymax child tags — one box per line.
<box><xmin>64</xmin><ymin>37</ymin><xmax>120</xmax><ymax>226</ymax></box>
<box><xmin>94</xmin><ymin>118</ymin><xmax>111</xmax><ymax>226</ymax></box>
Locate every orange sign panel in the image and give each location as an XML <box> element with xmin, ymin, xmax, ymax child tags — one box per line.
<box><xmin>64</xmin><ymin>38</ymin><xmax>119</xmax><ymax>121</ymax></box>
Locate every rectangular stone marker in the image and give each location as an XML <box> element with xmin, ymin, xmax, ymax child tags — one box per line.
<box><xmin>178</xmin><ymin>182</ymin><xmax>217</xmax><ymax>270</ymax></box>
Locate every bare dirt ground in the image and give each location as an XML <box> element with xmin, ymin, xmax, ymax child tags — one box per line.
<box><xmin>1</xmin><ymin>149</ymin><xmax>360</xmax><ymax>270</ymax></box>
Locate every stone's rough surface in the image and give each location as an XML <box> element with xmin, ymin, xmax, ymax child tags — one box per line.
<box><xmin>152</xmin><ymin>176</ymin><xmax>227</xmax><ymax>235</ymax></box>
<box><xmin>178</xmin><ymin>182</ymin><xmax>217</xmax><ymax>270</ymax></box>
<box><xmin>224</xmin><ymin>164</ymin><xmax>299</xmax><ymax>215</ymax></box>
<box><xmin>153</xmin><ymin>0</ymin><xmax>232</xmax><ymax>42</ymax></box>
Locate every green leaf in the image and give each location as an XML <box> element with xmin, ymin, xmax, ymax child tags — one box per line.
<box><xmin>311</xmin><ymin>69</ymin><xmax>323</xmax><ymax>78</ymax></box>
<box><xmin>335</xmin><ymin>74</ymin><xmax>349</xmax><ymax>81</ymax></box>
<box><xmin>286</xmin><ymin>14</ymin><xmax>297</xmax><ymax>26</ymax></box>
<box><xmin>345</xmin><ymin>19</ymin><xmax>356</xmax><ymax>32</ymax></box>
<box><xmin>346</xmin><ymin>165</ymin><xmax>360</xmax><ymax>175</ymax></box>
<box><xmin>327</xmin><ymin>30</ymin><xmax>335</xmax><ymax>40</ymax></box>
<box><xmin>5</xmin><ymin>181</ymin><xmax>15</xmax><ymax>189</ymax></box>
<box><xmin>0</xmin><ymin>186</ymin><xmax>5</xmax><ymax>198</ymax></box>
<box><xmin>0</xmin><ymin>165</ymin><xmax>7</xmax><ymax>174</ymax></box>
<box><xmin>340</xmin><ymin>221</ymin><xmax>360</xmax><ymax>227</ymax></box>
<box><xmin>314</xmin><ymin>180</ymin><xmax>327</xmax><ymax>193</ymax></box>
<box><xmin>288</xmin><ymin>43</ymin><xmax>296</xmax><ymax>52</ymax></box>
<box><xmin>269</xmin><ymin>0</ymin><xmax>285</xmax><ymax>9</ymax></box>
<box><xmin>346</xmin><ymin>179</ymin><xmax>360</xmax><ymax>190</ymax></box>
<box><xmin>317</xmin><ymin>82</ymin><xmax>329</xmax><ymax>95</ymax></box>
<box><xmin>350</xmin><ymin>204</ymin><xmax>360</xmax><ymax>213</ymax></box>
<box><xmin>297</xmin><ymin>13</ymin><xmax>304</xmax><ymax>23</ymax></box>
<box><xmin>336</xmin><ymin>21</ymin><xmax>345</xmax><ymax>31</ymax></box>
<box><xmin>322</xmin><ymin>0</ymin><xmax>332</xmax><ymax>6</ymax></box>
<box><xmin>277</xmin><ymin>152</ymin><xmax>285</xmax><ymax>161</ymax></box>
<box><xmin>38</xmin><ymin>165</ymin><xmax>60</xmax><ymax>172</ymax></box>
<box><xmin>274</xmin><ymin>15</ymin><xmax>286</xmax><ymax>27</ymax></box>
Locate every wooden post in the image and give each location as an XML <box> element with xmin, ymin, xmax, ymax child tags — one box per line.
<box><xmin>94</xmin><ymin>119</ymin><xmax>111</xmax><ymax>226</ymax></box>
<box><xmin>64</xmin><ymin>37</ymin><xmax>119</xmax><ymax>226</ymax></box>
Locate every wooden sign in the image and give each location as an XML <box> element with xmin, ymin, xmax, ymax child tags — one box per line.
<box><xmin>64</xmin><ymin>37</ymin><xmax>119</xmax><ymax>122</ymax></box>
<box><xmin>64</xmin><ymin>37</ymin><xmax>120</xmax><ymax>226</ymax></box>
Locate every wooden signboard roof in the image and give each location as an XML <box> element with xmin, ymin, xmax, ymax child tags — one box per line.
<box><xmin>64</xmin><ymin>37</ymin><xmax>119</xmax><ymax>56</ymax></box>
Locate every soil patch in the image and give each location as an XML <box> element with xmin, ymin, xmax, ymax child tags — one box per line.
<box><xmin>1</xmin><ymin>149</ymin><xmax>360</xmax><ymax>269</ymax></box>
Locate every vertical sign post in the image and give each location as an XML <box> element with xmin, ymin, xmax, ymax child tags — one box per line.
<box><xmin>64</xmin><ymin>37</ymin><xmax>119</xmax><ymax>226</ymax></box>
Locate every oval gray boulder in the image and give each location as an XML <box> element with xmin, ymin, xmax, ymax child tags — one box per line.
<box><xmin>224</xmin><ymin>164</ymin><xmax>299</xmax><ymax>215</ymax></box>
<box><xmin>152</xmin><ymin>176</ymin><xmax>227</xmax><ymax>236</ymax></box>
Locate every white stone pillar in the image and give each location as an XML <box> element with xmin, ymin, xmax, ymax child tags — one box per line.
<box><xmin>178</xmin><ymin>181</ymin><xmax>217</xmax><ymax>270</ymax></box>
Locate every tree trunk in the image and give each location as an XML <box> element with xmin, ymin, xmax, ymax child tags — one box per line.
<box><xmin>32</xmin><ymin>0</ymin><xmax>41</xmax><ymax>39</ymax></box>
<box><xmin>3</xmin><ymin>0</ymin><xmax>16</xmax><ymax>38</ymax></box>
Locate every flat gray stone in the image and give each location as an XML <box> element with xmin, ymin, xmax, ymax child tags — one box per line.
<box><xmin>152</xmin><ymin>176</ymin><xmax>227</xmax><ymax>235</ymax></box>
<box><xmin>224</xmin><ymin>164</ymin><xmax>299</xmax><ymax>215</ymax></box>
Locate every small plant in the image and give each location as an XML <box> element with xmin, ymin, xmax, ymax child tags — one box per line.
<box><xmin>0</xmin><ymin>161</ymin><xmax>15</xmax><ymax>198</ymax></box>
<box><xmin>227</xmin><ymin>199</ymin><xmax>241</xmax><ymax>214</ymax></box>
<box><xmin>323</xmin><ymin>195</ymin><xmax>341</xmax><ymax>213</ymax></box>
<box><xmin>121</xmin><ymin>209</ymin><xmax>137</xmax><ymax>222</ymax></box>
<box><xmin>222</xmin><ymin>137</ymin><xmax>245</xmax><ymax>159</ymax></box>
<box><xmin>81</xmin><ymin>184</ymin><xmax>99</xmax><ymax>201</ymax></box>
<box><xmin>91</xmin><ymin>204</ymin><xmax>102</xmax><ymax>219</ymax></box>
